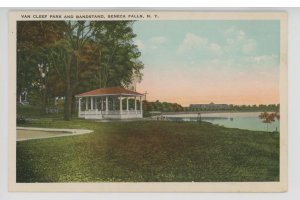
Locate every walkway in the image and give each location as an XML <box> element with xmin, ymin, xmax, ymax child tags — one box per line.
<box><xmin>17</xmin><ymin>127</ymin><xmax>93</xmax><ymax>141</ymax></box>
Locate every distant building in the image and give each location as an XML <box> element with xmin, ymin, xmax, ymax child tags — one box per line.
<box><xmin>189</xmin><ymin>102</ymin><xmax>229</xmax><ymax>110</ymax></box>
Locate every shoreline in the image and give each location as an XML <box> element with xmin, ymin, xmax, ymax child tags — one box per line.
<box><xmin>160</xmin><ymin>110</ymin><xmax>279</xmax><ymax>115</ymax></box>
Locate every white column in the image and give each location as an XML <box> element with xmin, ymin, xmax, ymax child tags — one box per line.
<box><xmin>140</xmin><ymin>96</ymin><xmax>143</xmax><ymax>116</ymax></box>
<box><xmin>101</xmin><ymin>97</ymin><xmax>104</xmax><ymax>111</ymax></box>
<box><xmin>85</xmin><ymin>97</ymin><xmax>88</xmax><ymax>110</ymax></box>
<box><xmin>126</xmin><ymin>97</ymin><xmax>129</xmax><ymax>114</ymax></box>
<box><xmin>91</xmin><ymin>97</ymin><xmax>94</xmax><ymax>110</ymax></box>
<box><xmin>120</xmin><ymin>96</ymin><xmax>123</xmax><ymax>115</ymax></box>
<box><xmin>112</xmin><ymin>98</ymin><xmax>115</xmax><ymax>110</ymax></box>
<box><xmin>134</xmin><ymin>96</ymin><xmax>137</xmax><ymax>113</ymax></box>
<box><xmin>106</xmin><ymin>96</ymin><xmax>108</xmax><ymax>114</ymax></box>
<box><xmin>78</xmin><ymin>98</ymin><xmax>81</xmax><ymax>117</ymax></box>
<box><xmin>95</xmin><ymin>98</ymin><xmax>98</xmax><ymax>110</ymax></box>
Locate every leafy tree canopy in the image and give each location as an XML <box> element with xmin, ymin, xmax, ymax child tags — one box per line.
<box><xmin>17</xmin><ymin>20</ymin><xmax>144</xmax><ymax>120</ymax></box>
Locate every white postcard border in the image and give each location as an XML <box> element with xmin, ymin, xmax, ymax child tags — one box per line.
<box><xmin>8</xmin><ymin>11</ymin><xmax>288</xmax><ymax>192</ymax></box>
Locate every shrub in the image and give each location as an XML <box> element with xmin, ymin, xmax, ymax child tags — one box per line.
<box><xmin>17</xmin><ymin>115</ymin><xmax>27</xmax><ymax>125</ymax></box>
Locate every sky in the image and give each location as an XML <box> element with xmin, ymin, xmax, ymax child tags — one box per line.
<box><xmin>133</xmin><ymin>20</ymin><xmax>280</xmax><ymax>106</ymax></box>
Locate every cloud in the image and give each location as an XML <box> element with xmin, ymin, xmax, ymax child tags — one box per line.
<box><xmin>150</xmin><ymin>36</ymin><xmax>168</xmax><ymax>45</ymax></box>
<box><xmin>175</xmin><ymin>28</ymin><xmax>276</xmax><ymax>76</ymax></box>
<box><xmin>224</xmin><ymin>26</ymin><xmax>257</xmax><ymax>54</ymax></box>
<box><xmin>176</xmin><ymin>33</ymin><xmax>208</xmax><ymax>54</ymax></box>
<box><xmin>134</xmin><ymin>36</ymin><xmax>168</xmax><ymax>51</ymax></box>
<box><xmin>134</xmin><ymin>39</ymin><xmax>145</xmax><ymax>50</ymax></box>
<box><xmin>209</xmin><ymin>43</ymin><xmax>223</xmax><ymax>55</ymax></box>
<box><xmin>149</xmin><ymin>36</ymin><xmax>168</xmax><ymax>49</ymax></box>
<box><xmin>177</xmin><ymin>33</ymin><xmax>223</xmax><ymax>55</ymax></box>
<box><xmin>242</xmin><ymin>54</ymin><xmax>279</xmax><ymax>66</ymax></box>
<box><xmin>179</xmin><ymin>54</ymin><xmax>279</xmax><ymax>75</ymax></box>
<box><xmin>242</xmin><ymin>39</ymin><xmax>257</xmax><ymax>54</ymax></box>
<box><xmin>225</xmin><ymin>27</ymin><xmax>245</xmax><ymax>41</ymax></box>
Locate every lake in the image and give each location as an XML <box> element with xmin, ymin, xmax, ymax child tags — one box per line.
<box><xmin>163</xmin><ymin>112</ymin><xmax>279</xmax><ymax>132</ymax></box>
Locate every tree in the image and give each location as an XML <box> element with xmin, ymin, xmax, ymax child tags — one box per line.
<box><xmin>259</xmin><ymin>112</ymin><xmax>279</xmax><ymax>132</ymax></box>
<box><xmin>17</xmin><ymin>20</ymin><xmax>144</xmax><ymax>120</ymax></box>
<box><xmin>56</xmin><ymin>21</ymin><xmax>143</xmax><ymax>120</ymax></box>
<box><xmin>17</xmin><ymin>21</ymin><xmax>65</xmax><ymax>112</ymax></box>
<box><xmin>85</xmin><ymin>21</ymin><xmax>143</xmax><ymax>89</ymax></box>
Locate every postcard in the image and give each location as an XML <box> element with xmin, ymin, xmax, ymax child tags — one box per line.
<box><xmin>8</xmin><ymin>10</ymin><xmax>288</xmax><ymax>192</ymax></box>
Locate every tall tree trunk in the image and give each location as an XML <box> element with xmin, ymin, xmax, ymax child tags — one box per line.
<box><xmin>41</xmin><ymin>87</ymin><xmax>48</xmax><ymax>114</ymax></box>
<box><xmin>64</xmin><ymin>83</ymin><xmax>72</xmax><ymax>120</ymax></box>
<box><xmin>71</xmin><ymin>96</ymin><xmax>77</xmax><ymax>114</ymax></box>
<box><xmin>64</xmin><ymin>61</ymin><xmax>72</xmax><ymax>120</ymax></box>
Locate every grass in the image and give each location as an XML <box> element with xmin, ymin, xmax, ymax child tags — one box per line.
<box><xmin>17</xmin><ymin>104</ymin><xmax>77</xmax><ymax>119</ymax></box>
<box><xmin>16</xmin><ymin>116</ymin><xmax>279</xmax><ymax>182</ymax></box>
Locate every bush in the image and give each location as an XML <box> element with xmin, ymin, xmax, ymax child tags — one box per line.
<box><xmin>17</xmin><ymin>115</ymin><xmax>27</xmax><ymax>125</ymax></box>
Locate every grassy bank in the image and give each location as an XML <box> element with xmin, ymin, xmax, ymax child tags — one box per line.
<box><xmin>17</xmin><ymin>118</ymin><xmax>279</xmax><ymax>182</ymax></box>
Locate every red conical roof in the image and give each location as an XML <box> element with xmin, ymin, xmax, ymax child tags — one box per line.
<box><xmin>76</xmin><ymin>87</ymin><xmax>143</xmax><ymax>97</ymax></box>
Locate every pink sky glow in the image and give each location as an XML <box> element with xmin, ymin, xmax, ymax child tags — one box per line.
<box><xmin>136</xmin><ymin>64</ymin><xmax>279</xmax><ymax>107</ymax></box>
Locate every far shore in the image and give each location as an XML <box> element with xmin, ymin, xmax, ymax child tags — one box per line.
<box><xmin>159</xmin><ymin>110</ymin><xmax>279</xmax><ymax>115</ymax></box>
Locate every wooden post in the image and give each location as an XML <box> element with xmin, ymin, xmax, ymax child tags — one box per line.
<box><xmin>91</xmin><ymin>97</ymin><xmax>94</xmax><ymax>110</ymax></box>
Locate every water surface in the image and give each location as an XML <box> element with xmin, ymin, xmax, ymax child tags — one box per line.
<box><xmin>164</xmin><ymin>112</ymin><xmax>279</xmax><ymax>132</ymax></box>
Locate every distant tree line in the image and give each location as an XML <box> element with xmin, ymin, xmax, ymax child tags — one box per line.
<box><xmin>143</xmin><ymin>100</ymin><xmax>184</xmax><ymax>112</ymax></box>
<box><xmin>186</xmin><ymin>104</ymin><xmax>280</xmax><ymax>112</ymax></box>
<box><xmin>143</xmin><ymin>101</ymin><xmax>279</xmax><ymax>113</ymax></box>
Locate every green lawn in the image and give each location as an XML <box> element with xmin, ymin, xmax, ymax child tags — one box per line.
<box><xmin>16</xmin><ymin>116</ymin><xmax>279</xmax><ymax>183</ymax></box>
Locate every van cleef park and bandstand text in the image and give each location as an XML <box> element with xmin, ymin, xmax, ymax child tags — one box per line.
<box><xmin>20</xmin><ymin>14</ymin><xmax>157</xmax><ymax>19</ymax></box>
